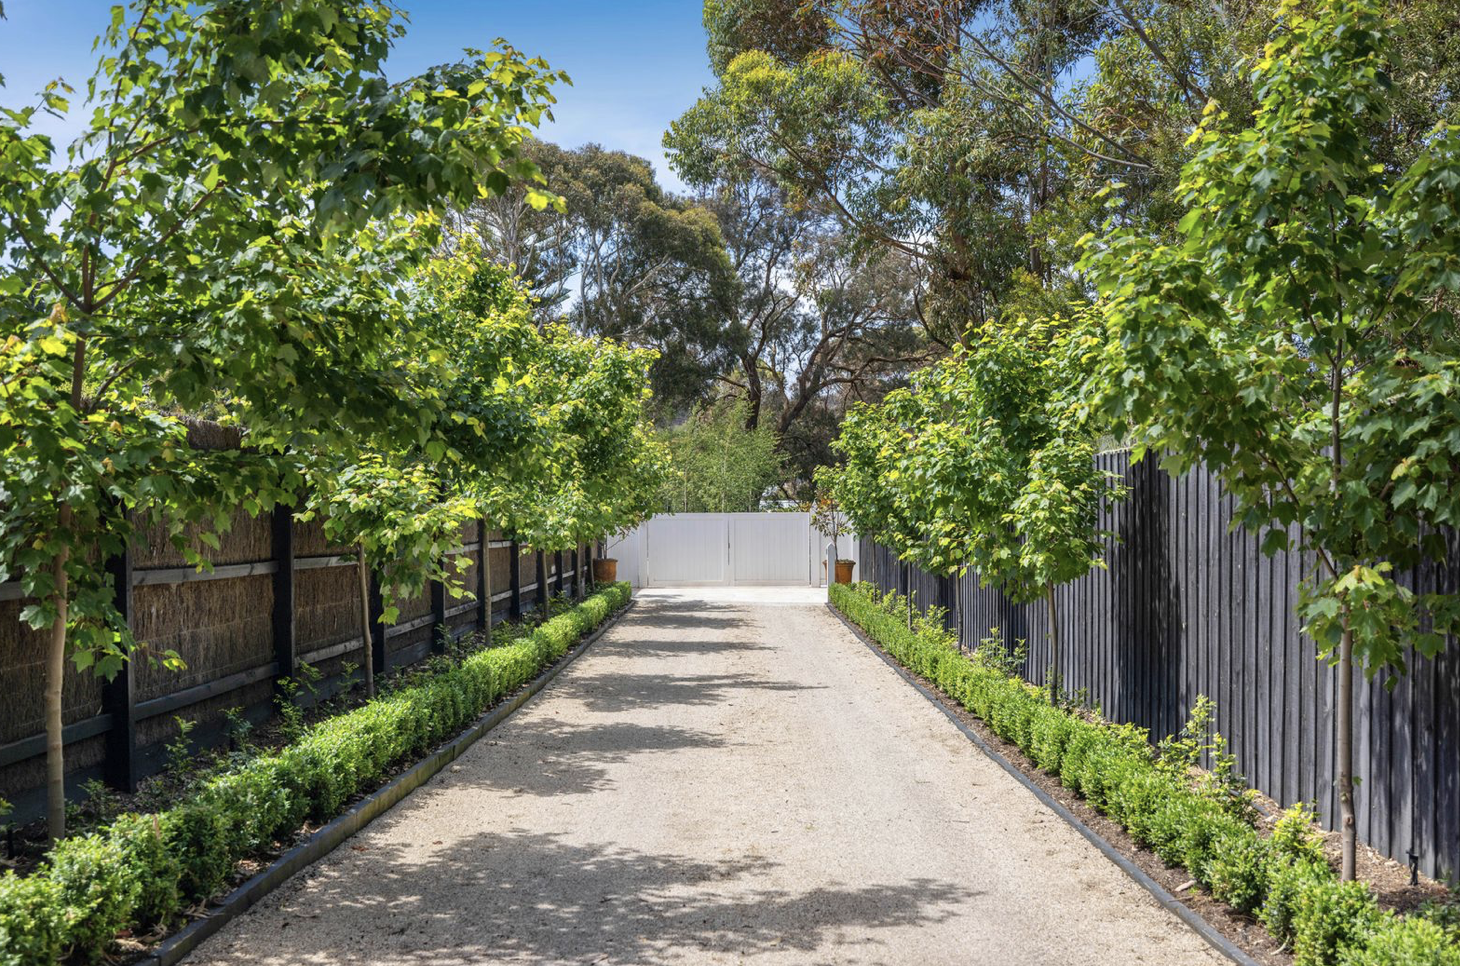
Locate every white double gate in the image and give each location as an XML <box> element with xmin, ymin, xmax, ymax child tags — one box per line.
<box><xmin>606</xmin><ymin>512</ymin><xmax>857</xmax><ymax>588</ymax></box>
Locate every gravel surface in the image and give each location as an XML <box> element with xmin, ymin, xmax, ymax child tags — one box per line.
<box><xmin>184</xmin><ymin>589</ymin><xmax>1227</xmax><ymax>966</ymax></box>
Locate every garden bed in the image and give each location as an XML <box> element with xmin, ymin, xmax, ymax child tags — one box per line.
<box><xmin>0</xmin><ymin>584</ymin><xmax>632</xmax><ymax>966</ymax></box>
<box><xmin>829</xmin><ymin>582</ymin><xmax>1459</xmax><ymax>966</ymax></box>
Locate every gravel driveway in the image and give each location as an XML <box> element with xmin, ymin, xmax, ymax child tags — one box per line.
<box><xmin>184</xmin><ymin>588</ymin><xmax>1226</xmax><ymax>966</ymax></box>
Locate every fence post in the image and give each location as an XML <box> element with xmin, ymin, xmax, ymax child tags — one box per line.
<box><xmin>509</xmin><ymin>539</ymin><xmax>522</xmax><ymax>621</ymax></box>
<box><xmin>476</xmin><ymin>521</ymin><xmax>490</xmax><ymax>631</ymax></box>
<box><xmin>368</xmin><ymin>574</ymin><xmax>387</xmax><ymax>675</ymax></box>
<box><xmin>554</xmin><ymin>550</ymin><xmax>565</xmax><ymax>597</ymax></box>
<box><xmin>902</xmin><ymin>560</ymin><xmax>913</xmax><ymax>630</ymax></box>
<box><xmin>271</xmin><ymin>504</ymin><xmax>297</xmax><ymax>685</ymax></box>
<box><xmin>429</xmin><ymin>567</ymin><xmax>447</xmax><ymax>654</ymax></box>
<box><xmin>101</xmin><ymin>533</ymin><xmax>137</xmax><ymax>792</ymax></box>
<box><xmin>536</xmin><ymin>549</ymin><xmax>549</xmax><ymax>615</ymax></box>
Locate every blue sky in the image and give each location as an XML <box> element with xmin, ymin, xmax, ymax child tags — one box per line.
<box><xmin>0</xmin><ymin>0</ymin><xmax>714</xmax><ymax>190</ymax></box>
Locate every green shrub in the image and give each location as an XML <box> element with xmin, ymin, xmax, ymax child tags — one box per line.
<box><xmin>1272</xmin><ymin>803</ymin><xmax>1328</xmax><ymax>865</ymax></box>
<box><xmin>1261</xmin><ymin>857</ymin><xmax>1333</xmax><ymax>944</ymax></box>
<box><xmin>1029</xmin><ymin>706</ymin><xmax>1075</xmax><ymax>774</ymax></box>
<box><xmin>1206</xmin><ymin>828</ymin><xmax>1273</xmax><ymax>914</ymax></box>
<box><xmin>1339</xmin><ymin>914</ymin><xmax>1460</xmax><ymax>966</ymax></box>
<box><xmin>44</xmin><ymin>833</ymin><xmax>141</xmax><ymax>963</ymax></box>
<box><xmin>1416</xmin><ymin>900</ymin><xmax>1460</xmax><ymax>945</ymax></box>
<box><xmin>163</xmin><ymin>796</ymin><xmax>235</xmax><ymax>900</ymax></box>
<box><xmin>0</xmin><ymin>584</ymin><xmax>630</xmax><ymax>966</ymax></box>
<box><xmin>108</xmin><ymin>813</ymin><xmax>180</xmax><ymax>929</ymax></box>
<box><xmin>0</xmin><ymin>873</ymin><xmax>64</xmax><ymax>966</ymax></box>
<box><xmin>1058</xmin><ymin>725</ymin><xmax>1099</xmax><ymax>793</ymax></box>
<box><xmin>1112</xmin><ymin>769</ymin><xmax>1181</xmax><ymax>847</ymax></box>
<box><xmin>1182</xmin><ymin>811</ymin><xmax>1250</xmax><ymax>889</ymax></box>
<box><xmin>1292</xmin><ymin>878</ymin><xmax>1384</xmax><ymax>966</ymax></box>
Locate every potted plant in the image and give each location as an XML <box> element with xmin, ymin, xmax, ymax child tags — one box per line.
<box><xmin>592</xmin><ymin>551</ymin><xmax>618</xmax><ymax>583</ymax></box>
<box><xmin>810</xmin><ymin>483</ymin><xmax>856</xmax><ymax>584</ymax></box>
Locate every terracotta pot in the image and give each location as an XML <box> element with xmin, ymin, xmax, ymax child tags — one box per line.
<box><xmin>834</xmin><ymin>559</ymin><xmax>855</xmax><ymax>585</ymax></box>
<box><xmin>592</xmin><ymin>557</ymin><xmax>618</xmax><ymax>583</ymax></box>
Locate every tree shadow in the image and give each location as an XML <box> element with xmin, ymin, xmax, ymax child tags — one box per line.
<box><xmin>224</xmin><ymin>830</ymin><xmax>982</xmax><ymax>964</ymax></box>
<box><xmin>455</xmin><ymin>720</ymin><xmax>729</xmax><ymax>798</ymax></box>
<box><xmin>557</xmin><ymin>670</ymin><xmax>823</xmax><ymax>715</ymax></box>
<box><xmin>625</xmin><ymin>606</ymin><xmax>753</xmax><ymax>632</ymax></box>
<box><xmin>598</xmin><ymin>635</ymin><xmax>775</xmax><ymax>657</ymax></box>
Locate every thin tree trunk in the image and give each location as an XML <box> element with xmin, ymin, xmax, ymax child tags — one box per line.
<box><xmin>1329</xmin><ymin>336</ymin><xmax>1354</xmax><ymax>880</ymax></box>
<box><xmin>357</xmin><ymin>547</ymin><xmax>375</xmax><ymax>699</ymax></box>
<box><xmin>45</xmin><ymin>517</ymin><xmax>72</xmax><ymax>843</ymax></box>
<box><xmin>1045</xmin><ymin>583</ymin><xmax>1061</xmax><ymax>706</ymax></box>
<box><xmin>47</xmin><ymin>321</ymin><xmax>88</xmax><ymax>843</ymax></box>
<box><xmin>1338</xmin><ymin>609</ymin><xmax>1356</xmax><ymax>880</ymax></box>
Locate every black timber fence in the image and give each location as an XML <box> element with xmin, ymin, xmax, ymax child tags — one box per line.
<box><xmin>0</xmin><ymin>507</ymin><xmax>599</xmax><ymax>824</ymax></box>
<box><xmin>857</xmin><ymin>450</ymin><xmax>1460</xmax><ymax>882</ymax></box>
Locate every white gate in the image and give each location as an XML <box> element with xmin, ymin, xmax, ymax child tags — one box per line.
<box><xmin>606</xmin><ymin>512</ymin><xmax>853</xmax><ymax>587</ymax></box>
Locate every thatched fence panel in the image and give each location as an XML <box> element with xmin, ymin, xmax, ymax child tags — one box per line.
<box><xmin>0</xmin><ymin>508</ymin><xmax>595</xmax><ymax>824</ymax></box>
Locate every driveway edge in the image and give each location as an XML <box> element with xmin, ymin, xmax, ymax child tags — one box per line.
<box><xmin>141</xmin><ymin>598</ymin><xmax>636</xmax><ymax>966</ymax></box>
<box><xmin>824</xmin><ymin>601</ymin><xmax>1261</xmax><ymax>966</ymax></box>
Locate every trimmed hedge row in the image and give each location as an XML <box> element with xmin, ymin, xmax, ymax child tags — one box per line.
<box><xmin>830</xmin><ymin>581</ymin><xmax>1460</xmax><ymax>966</ymax></box>
<box><xmin>0</xmin><ymin>582</ymin><xmax>632</xmax><ymax>966</ymax></box>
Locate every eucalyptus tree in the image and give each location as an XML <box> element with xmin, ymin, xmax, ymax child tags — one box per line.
<box><xmin>701</xmin><ymin>177</ymin><xmax>930</xmax><ymax>447</ymax></box>
<box><xmin>670</xmin><ymin>0</ymin><xmax>1460</xmax><ymax>340</ymax></box>
<box><xmin>445</xmin><ymin>139</ymin><xmax>579</xmax><ymax>316</ymax></box>
<box><xmin>1083</xmin><ymin>0</ymin><xmax>1460</xmax><ymax>879</ymax></box>
<box><xmin>456</xmin><ymin>141</ymin><xmax>739</xmax><ymax>414</ymax></box>
<box><xmin>0</xmin><ymin>0</ymin><xmax>563</xmax><ymax>840</ymax></box>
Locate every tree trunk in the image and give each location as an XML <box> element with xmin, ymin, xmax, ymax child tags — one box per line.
<box><xmin>1338</xmin><ymin>609</ymin><xmax>1356</xmax><ymax>880</ymax></box>
<box><xmin>47</xmin><ymin>321</ymin><xmax>87</xmax><ymax>843</ymax></box>
<box><xmin>357</xmin><ymin>548</ymin><xmax>375</xmax><ymax>700</ymax></box>
<box><xmin>1045</xmin><ymin>583</ymin><xmax>1061</xmax><ymax>706</ymax></box>
<box><xmin>45</xmin><ymin>516</ymin><xmax>72</xmax><ymax>843</ymax></box>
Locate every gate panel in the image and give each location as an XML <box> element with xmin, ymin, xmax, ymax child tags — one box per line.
<box><xmin>730</xmin><ymin>513</ymin><xmax>811</xmax><ymax>585</ymax></box>
<box><xmin>644</xmin><ymin>514</ymin><xmax>727</xmax><ymax>586</ymax></box>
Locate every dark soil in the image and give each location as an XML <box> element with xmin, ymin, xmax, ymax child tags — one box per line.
<box><xmin>835</xmin><ymin>608</ymin><xmax>1457</xmax><ymax>966</ymax></box>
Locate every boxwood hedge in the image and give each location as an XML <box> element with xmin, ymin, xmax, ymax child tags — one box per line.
<box><xmin>830</xmin><ymin>581</ymin><xmax>1458</xmax><ymax>966</ymax></box>
<box><xmin>0</xmin><ymin>582</ymin><xmax>630</xmax><ymax>966</ymax></box>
